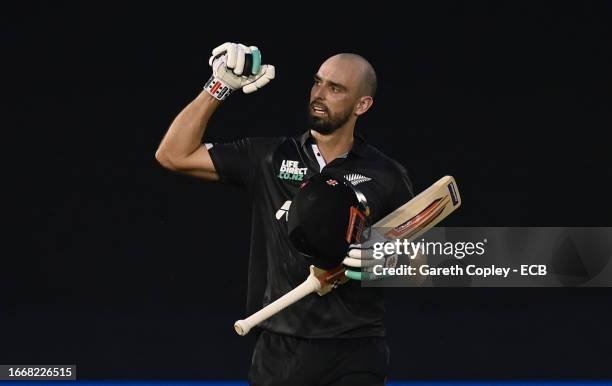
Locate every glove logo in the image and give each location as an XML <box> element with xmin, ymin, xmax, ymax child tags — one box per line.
<box><xmin>204</xmin><ymin>78</ymin><xmax>232</xmax><ymax>100</ymax></box>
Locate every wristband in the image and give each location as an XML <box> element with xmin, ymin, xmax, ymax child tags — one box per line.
<box><xmin>204</xmin><ymin>76</ymin><xmax>232</xmax><ymax>101</ymax></box>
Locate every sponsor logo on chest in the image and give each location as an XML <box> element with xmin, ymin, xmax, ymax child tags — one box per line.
<box><xmin>278</xmin><ymin>160</ymin><xmax>308</xmax><ymax>181</ymax></box>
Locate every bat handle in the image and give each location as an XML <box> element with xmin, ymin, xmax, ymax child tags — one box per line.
<box><xmin>234</xmin><ymin>272</ymin><xmax>321</xmax><ymax>336</ymax></box>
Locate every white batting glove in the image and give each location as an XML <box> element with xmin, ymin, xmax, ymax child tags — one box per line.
<box><xmin>204</xmin><ymin>42</ymin><xmax>275</xmax><ymax>100</ymax></box>
<box><xmin>343</xmin><ymin>242</ymin><xmax>399</xmax><ymax>281</ymax></box>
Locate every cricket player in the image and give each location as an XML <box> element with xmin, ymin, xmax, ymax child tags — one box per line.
<box><xmin>156</xmin><ymin>42</ymin><xmax>414</xmax><ymax>385</ymax></box>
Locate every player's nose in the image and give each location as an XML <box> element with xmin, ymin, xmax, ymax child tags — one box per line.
<box><xmin>311</xmin><ymin>84</ymin><xmax>327</xmax><ymax>100</ymax></box>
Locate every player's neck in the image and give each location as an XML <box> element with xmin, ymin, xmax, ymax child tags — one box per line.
<box><xmin>310</xmin><ymin>126</ymin><xmax>354</xmax><ymax>163</ymax></box>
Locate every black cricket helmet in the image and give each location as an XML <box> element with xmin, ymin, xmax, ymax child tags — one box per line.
<box><xmin>287</xmin><ymin>172</ymin><xmax>370</xmax><ymax>269</ymax></box>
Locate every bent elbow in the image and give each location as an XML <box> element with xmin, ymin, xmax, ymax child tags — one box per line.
<box><xmin>155</xmin><ymin>148</ymin><xmax>177</xmax><ymax>171</ymax></box>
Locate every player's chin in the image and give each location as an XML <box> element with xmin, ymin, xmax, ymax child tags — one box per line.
<box><xmin>309</xmin><ymin>117</ymin><xmax>335</xmax><ymax>135</ymax></box>
<box><xmin>311</xmin><ymin>125</ymin><xmax>338</xmax><ymax>135</ymax></box>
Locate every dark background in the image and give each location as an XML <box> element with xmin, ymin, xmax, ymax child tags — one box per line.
<box><xmin>3</xmin><ymin>1</ymin><xmax>611</xmax><ymax>381</ymax></box>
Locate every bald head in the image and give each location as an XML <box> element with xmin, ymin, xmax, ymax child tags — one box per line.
<box><xmin>323</xmin><ymin>53</ymin><xmax>377</xmax><ymax>98</ymax></box>
<box><xmin>309</xmin><ymin>53</ymin><xmax>377</xmax><ymax>134</ymax></box>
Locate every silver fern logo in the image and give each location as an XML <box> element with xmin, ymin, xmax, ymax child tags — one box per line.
<box><xmin>345</xmin><ymin>173</ymin><xmax>372</xmax><ymax>186</ymax></box>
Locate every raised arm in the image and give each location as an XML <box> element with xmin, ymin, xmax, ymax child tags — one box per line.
<box><xmin>155</xmin><ymin>91</ymin><xmax>221</xmax><ymax>180</ymax></box>
<box><xmin>155</xmin><ymin>42</ymin><xmax>275</xmax><ymax>180</ymax></box>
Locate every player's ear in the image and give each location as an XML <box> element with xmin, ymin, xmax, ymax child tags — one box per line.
<box><xmin>354</xmin><ymin>96</ymin><xmax>373</xmax><ymax>116</ymax></box>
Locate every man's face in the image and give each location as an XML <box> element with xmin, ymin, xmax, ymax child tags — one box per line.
<box><xmin>308</xmin><ymin>57</ymin><xmax>363</xmax><ymax>134</ymax></box>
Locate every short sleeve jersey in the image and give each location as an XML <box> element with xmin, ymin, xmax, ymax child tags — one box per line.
<box><xmin>208</xmin><ymin>130</ymin><xmax>413</xmax><ymax>338</ymax></box>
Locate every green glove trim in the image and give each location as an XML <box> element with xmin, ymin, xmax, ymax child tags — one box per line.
<box><xmin>345</xmin><ymin>270</ymin><xmax>363</xmax><ymax>280</ymax></box>
<box><xmin>251</xmin><ymin>48</ymin><xmax>262</xmax><ymax>74</ymax></box>
<box><xmin>345</xmin><ymin>269</ymin><xmax>384</xmax><ymax>281</ymax></box>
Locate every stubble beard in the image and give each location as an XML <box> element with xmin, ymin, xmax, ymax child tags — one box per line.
<box><xmin>307</xmin><ymin>105</ymin><xmax>353</xmax><ymax>135</ymax></box>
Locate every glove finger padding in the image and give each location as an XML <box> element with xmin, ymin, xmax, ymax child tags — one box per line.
<box><xmin>225</xmin><ymin>43</ymin><xmax>238</xmax><ymax>71</ymax></box>
<box><xmin>211</xmin><ymin>42</ymin><xmax>232</xmax><ymax>57</ymax></box>
<box><xmin>242</xmin><ymin>65</ymin><xmax>275</xmax><ymax>94</ymax></box>
<box><xmin>347</xmin><ymin>246</ymin><xmax>375</xmax><ymax>259</ymax></box>
<box><xmin>342</xmin><ymin>257</ymin><xmax>380</xmax><ymax>268</ymax></box>
<box><xmin>343</xmin><ymin>242</ymin><xmax>393</xmax><ymax>264</ymax></box>
<box><xmin>211</xmin><ymin>42</ymin><xmax>252</xmax><ymax>75</ymax></box>
<box><xmin>234</xmin><ymin>44</ymin><xmax>248</xmax><ymax>75</ymax></box>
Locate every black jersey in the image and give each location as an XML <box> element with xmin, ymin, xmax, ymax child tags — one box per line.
<box><xmin>208</xmin><ymin>130</ymin><xmax>413</xmax><ymax>338</ymax></box>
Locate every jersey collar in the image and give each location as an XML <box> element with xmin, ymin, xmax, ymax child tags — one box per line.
<box><xmin>299</xmin><ymin>130</ymin><xmax>369</xmax><ymax>158</ymax></box>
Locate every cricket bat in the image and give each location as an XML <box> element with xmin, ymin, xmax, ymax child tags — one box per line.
<box><xmin>234</xmin><ymin>175</ymin><xmax>461</xmax><ymax>336</ymax></box>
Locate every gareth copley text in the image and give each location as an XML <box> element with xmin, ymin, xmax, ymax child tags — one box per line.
<box><xmin>374</xmin><ymin>264</ymin><xmax>548</xmax><ymax>278</ymax></box>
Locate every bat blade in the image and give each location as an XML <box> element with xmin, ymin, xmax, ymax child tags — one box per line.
<box><xmin>380</xmin><ymin>175</ymin><xmax>460</xmax><ymax>240</ymax></box>
<box><xmin>234</xmin><ymin>175</ymin><xmax>461</xmax><ymax>335</ymax></box>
